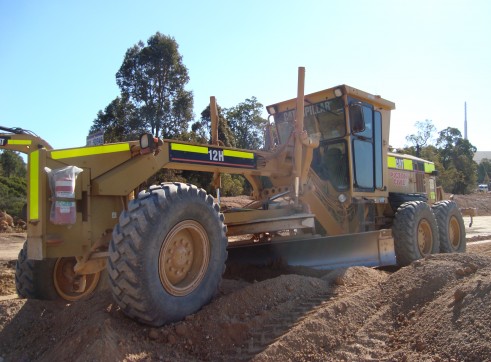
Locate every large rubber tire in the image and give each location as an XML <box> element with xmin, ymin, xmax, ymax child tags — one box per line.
<box><xmin>15</xmin><ymin>241</ymin><xmax>103</xmax><ymax>301</ymax></box>
<box><xmin>15</xmin><ymin>241</ymin><xmax>59</xmax><ymax>299</ymax></box>
<box><xmin>107</xmin><ymin>182</ymin><xmax>228</xmax><ymax>326</ymax></box>
<box><xmin>432</xmin><ymin>200</ymin><xmax>466</xmax><ymax>253</ymax></box>
<box><xmin>392</xmin><ymin>201</ymin><xmax>440</xmax><ymax>266</ymax></box>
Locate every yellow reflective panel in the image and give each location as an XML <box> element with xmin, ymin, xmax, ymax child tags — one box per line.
<box><xmin>9</xmin><ymin>139</ymin><xmax>32</xmax><ymax>145</ymax></box>
<box><xmin>170</xmin><ymin>143</ymin><xmax>208</xmax><ymax>154</ymax></box>
<box><xmin>403</xmin><ymin>159</ymin><xmax>413</xmax><ymax>170</ymax></box>
<box><xmin>387</xmin><ymin>156</ymin><xmax>397</xmax><ymax>168</ymax></box>
<box><xmin>29</xmin><ymin>150</ymin><xmax>39</xmax><ymax>220</ymax></box>
<box><xmin>223</xmin><ymin>149</ymin><xmax>254</xmax><ymax>159</ymax></box>
<box><xmin>51</xmin><ymin>144</ymin><xmax>130</xmax><ymax>159</ymax></box>
<box><xmin>424</xmin><ymin>162</ymin><xmax>435</xmax><ymax>173</ymax></box>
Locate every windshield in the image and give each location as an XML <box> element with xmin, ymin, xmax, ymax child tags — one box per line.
<box><xmin>273</xmin><ymin>97</ymin><xmax>345</xmax><ymax>144</ymax></box>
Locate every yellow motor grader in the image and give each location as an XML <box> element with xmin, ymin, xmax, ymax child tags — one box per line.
<box><xmin>1</xmin><ymin>68</ymin><xmax>465</xmax><ymax>326</ymax></box>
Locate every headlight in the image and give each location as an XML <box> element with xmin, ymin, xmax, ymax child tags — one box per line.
<box><xmin>140</xmin><ymin>134</ymin><xmax>153</xmax><ymax>149</ymax></box>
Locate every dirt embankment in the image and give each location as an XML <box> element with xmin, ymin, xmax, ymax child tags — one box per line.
<box><xmin>1</xmin><ymin>193</ymin><xmax>491</xmax><ymax>361</ymax></box>
<box><xmin>0</xmin><ymin>242</ymin><xmax>491</xmax><ymax>361</ymax></box>
<box><xmin>452</xmin><ymin>192</ymin><xmax>491</xmax><ymax>216</ymax></box>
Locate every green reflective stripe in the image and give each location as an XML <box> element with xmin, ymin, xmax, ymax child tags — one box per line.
<box><xmin>223</xmin><ymin>149</ymin><xmax>254</xmax><ymax>159</ymax></box>
<box><xmin>430</xmin><ymin>192</ymin><xmax>436</xmax><ymax>200</ymax></box>
<box><xmin>403</xmin><ymin>159</ymin><xmax>413</xmax><ymax>170</ymax></box>
<box><xmin>387</xmin><ymin>156</ymin><xmax>396</xmax><ymax>168</ymax></box>
<box><xmin>51</xmin><ymin>144</ymin><xmax>130</xmax><ymax>159</ymax></box>
<box><xmin>170</xmin><ymin>143</ymin><xmax>208</xmax><ymax>154</ymax></box>
<box><xmin>29</xmin><ymin>150</ymin><xmax>39</xmax><ymax>220</ymax></box>
<box><xmin>9</xmin><ymin>139</ymin><xmax>32</xmax><ymax>145</ymax></box>
<box><xmin>424</xmin><ymin>162</ymin><xmax>435</xmax><ymax>173</ymax></box>
<box><xmin>171</xmin><ymin>143</ymin><xmax>254</xmax><ymax>159</ymax></box>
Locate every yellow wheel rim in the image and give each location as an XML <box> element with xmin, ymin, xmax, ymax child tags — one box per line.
<box><xmin>53</xmin><ymin>257</ymin><xmax>101</xmax><ymax>301</ymax></box>
<box><xmin>159</xmin><ymin>220</ymin><xmax>210</xmax><ymax>297</ymax></box>
<box><xmin>449</xmin><ymin>215</ymin><xmax>462</xmax><ymax>250</ymax></box>
<box><xmin>417</xmin><ymin>219</ymin><xmax>433</xmax><ymax>256</ymax></box>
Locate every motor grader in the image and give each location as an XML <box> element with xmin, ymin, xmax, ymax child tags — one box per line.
<box><xmin>1</xmin><ymin>67</ymin><xmax>465</xmax><ymax>326</ymax></box>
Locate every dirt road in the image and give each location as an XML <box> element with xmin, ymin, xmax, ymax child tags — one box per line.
<box><xmin>0</xmin><ymin>233</ymin><xmax>24</xmax><ymax>262</ymax></box>
<box><xmin>1</xmin><ymin>217</ymin><xmax>491</xmax><ymax>361</ymax></box>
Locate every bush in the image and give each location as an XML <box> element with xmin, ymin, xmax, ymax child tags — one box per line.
<box><xmin>221</xmin><ymin>174</ymin><xmax>244</xmax><ymax>196</ymax></box>
<box><xmin>0</xmin><ymin>176</ymin><xmax>27</xmax><ymax>218</ymax></box>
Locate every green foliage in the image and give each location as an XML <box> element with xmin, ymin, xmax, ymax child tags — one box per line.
<box><xmin>419</xmin><ymin>145</ymin><xmax>440</xmax><ymax>164</ymax></box>
<box><xmin>0</xmin><ymin>176</ymin><xmax>27</xmax><ymax>218</ymax></box>
<box><xmin>478</xmin><ymin>158</ymin><xmax>491</xmax><ymax>184</ymax></box>
<box><xmin>225</xmin><ymin>97</ymin><xmax>267</xmax><ymax>150</ymax></box>
<box><xmin>221</xmin><ymin>174</ymin><xmax>244</xmax><ymax>196</ymax></box>
<box><xmin>0</xmin><ymin>150</ymin><xmax>27</xmax><ymax>178</ymax></box>
<box><xmin>116</xmin><ymin>32</ymin><xmax>193</xmax><ymax>139</ymax></box>
<box><xmin>193</xmin><ymin>104</ymin><xmax>236</xmax><ymax>147</ymax></box>
<box><xmin>0</xmin><ymin>151</ymin><xmax>27</xmax><ymax>218</ymax></box>
<box><xmin>402</xmin><ymin>123</ymin><xmax>478</xmax><ymax>195</ymax></box>
<box><xmin>89</xmin><ymin>96</ymin><xmax>142</xmax><ymax>142</ymax></box>
<box><xmin>435</xmin><ymin>127</ymin><xmax>477</xmax><ymax>194</ymax></box>
<box><xmin>405</xmin><ymin>119</ymin><xmax>436</xmax><ymax>157</ymax></box>
<box><xmin>148</xmin><ymin>169</ymin><xmax>188</xmax><ymax>186</ymax></box>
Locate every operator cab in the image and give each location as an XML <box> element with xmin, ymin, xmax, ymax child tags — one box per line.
<box><xmin>266</xmin><ymin>85</ymin><xmax>395</xmax><ymax>198</ymax></box>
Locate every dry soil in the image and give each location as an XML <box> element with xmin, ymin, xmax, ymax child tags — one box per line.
<box><xmin>0</xmin><ymin>194</ymin><xmax>491</xmax><ymax>361</ymax></box>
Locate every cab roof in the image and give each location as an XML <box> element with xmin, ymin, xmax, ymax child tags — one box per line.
<box><xmin>267</xmin><ymin>84</ymin><xmax>396</xmax><ymax>114</ymax></box>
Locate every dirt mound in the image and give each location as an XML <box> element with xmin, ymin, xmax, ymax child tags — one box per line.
<box><xmin>2</xmin><ymin>245</ymin><xmax>491</xmax><ymax>361</ymax></box>
<box><xmin>1</xmin><ymin>196</ymin><xmax>491</xmax><ymax>361</ymax></box>
<box><xmin>0</xmin><ymin>261</ymin><xmax>16</xmax><ymax>296</ymax></box>
<box><xmin>453</xmin><ymin>192</ymin><xmax>491</xmax><ymax>216</ymax></box>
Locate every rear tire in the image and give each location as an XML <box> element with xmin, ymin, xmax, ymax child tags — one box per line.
<box><xmin>15</xmin><ymin>241</ymin><xmax>58</xmax><ymax>300</ymax></box>
<box><xmin>15</xmin><ymin>241</ymin><xmax>103</xmax><ymax>301</ymax></box>
<box><xmin>432</xmin><ymin>200</ymin><xmax>466</xmax><ymax>253</ymax></box>
<box><xmin>392</xmin><ymin>201</ymin><xmax>440</xmax><ymax>266</ymax></box>
<box><xmin>107</xmin><ymin>183</ymin><xmax>228</xmax><ymax>326</ymax></box>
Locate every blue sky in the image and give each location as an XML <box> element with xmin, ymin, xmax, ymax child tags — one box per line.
<box><xmin>1</xmin><ymin>0</ymin><xmax>490</xmax><ymax>152</ymax></box>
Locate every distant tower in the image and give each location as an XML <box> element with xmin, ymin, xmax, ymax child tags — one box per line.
<box><xmin>464</xmin><ymin>102</ymin><xmax>468</xmax><ymax>140</ymax></box>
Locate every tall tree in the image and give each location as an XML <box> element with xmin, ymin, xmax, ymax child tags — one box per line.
<box><xmin>192</xmin><ymin>104</ymin><xmax>236</xmax><ymax>147</ymax></box>
<box><xmin>478</xmin><ymin>158</ymin><xmax>491</xmax><ymax>184</ymax></box>
<box><xmin>116</xmin><ymin>32</ymin><xmax>193</xmax><ymax>139</ymax></box>
<box><xmin>89</xmin><ymin>96</ymin><xmax>141</xmax><ymax>143</ymax></box>
<box><xmin>225</xmin><ymin>97</ymin><xmax>267</xmax><ymax>150</ymax></box>
<box><xmin>406</xmin><ymin>119</ymin><xmax>436</xmax><ymax>157</ymax></box>
<box><xmin>436</xmin><ymin>127</ymin><xmax>477</xmax><ymax>194</ymax></box>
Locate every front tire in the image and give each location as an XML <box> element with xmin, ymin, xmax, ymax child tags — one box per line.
<box><xmin>107</xmin><ymin>183</ymin><xmax>228</xmax><ymax>326</ymax></box>
<box><xmin>432</xmin><ymin>200</ymin><xmax>466</xmax><ymax>253</ymax></box>
<box><xmin>392</xmin><ymin>201</ymin><xmax>440</xmax><ymax>266</ymax></box>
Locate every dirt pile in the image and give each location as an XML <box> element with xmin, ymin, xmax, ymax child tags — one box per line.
<box><xmin>1</xmin><ymin>193</ymin><xmax>491</xmax><ymax>360</ymax></box>
<box><xmin>1</xmin><ymin>243</ymin><xmax>491</xmax><ymax>361</ymax></box>
<box><xmin>0</xmin><ymin>261</ymin><xmax>16</xmax><ymax>297</ymax></box>
<box><xmin>453</xmin><ymin>192</ymin><xmax>491</xmax><ymax>216</ymax></box>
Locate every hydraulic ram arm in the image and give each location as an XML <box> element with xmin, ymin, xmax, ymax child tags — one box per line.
<box><xmin>0</xmin><ymin>129</ymin><xmax>53</xmax><ymax>154</ymax></box>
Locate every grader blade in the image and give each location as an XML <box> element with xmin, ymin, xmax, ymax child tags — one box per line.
<box><xmin>227</xmin><ymin>229</ymin><xmax>396</xmax><ymax>270</ymax></box>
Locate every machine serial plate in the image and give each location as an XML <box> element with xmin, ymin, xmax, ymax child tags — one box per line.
<box><xmin>169</xmin><ymin>143</ymin><xmax>257</xmax><ymax>169</ymax></box>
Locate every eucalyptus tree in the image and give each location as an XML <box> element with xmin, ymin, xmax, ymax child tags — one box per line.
<box><xmin>116</xmin><ymin>32</ymin><xmax>193</xmax><ymax>139</ymax></box>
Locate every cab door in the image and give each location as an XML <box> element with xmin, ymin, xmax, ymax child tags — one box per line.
<box><xmin>349</xmin><ymin>102</ymin><xmax>383</xmax><ymax>192</ymax></box>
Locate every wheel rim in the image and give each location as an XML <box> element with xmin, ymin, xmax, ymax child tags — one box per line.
<box><xmin>53</xmin><ymin>257</ymin><xmax>101</xmax><ymax>301</ymax></box>
<box><xmin>417</xmin><ymin>219</ymin><xmax>433</xmax><ymax>256</ymax></box>
<box><xmin>159</xmin><ymin>220</ymin><xmax>210</xmax><ymax>297</ymax></box>
<box><xmin>448</xmin><ymin>215</ymin><xmax>462</xmax><ymax>250</ymax></box>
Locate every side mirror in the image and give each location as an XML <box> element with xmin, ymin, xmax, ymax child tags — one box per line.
<box><xmin>349</xmin><ymin>104</ymin><xmax>365</xmax><ymax>134</ymax></box>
